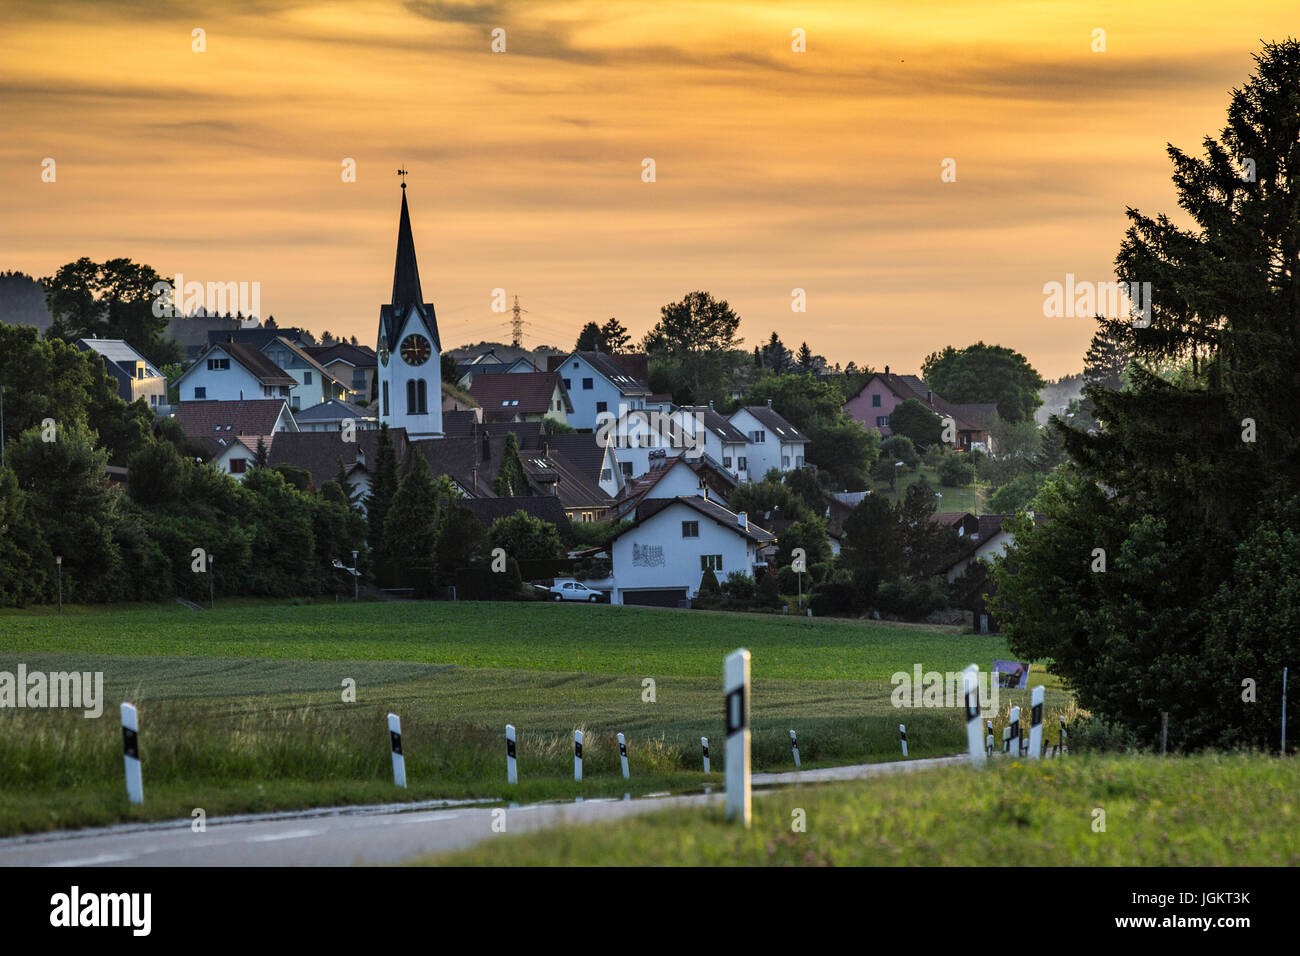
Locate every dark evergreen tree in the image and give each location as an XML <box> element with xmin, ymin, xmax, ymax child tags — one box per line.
<box><xmin>992</xmin><ymin>41</ymin><xmax>1300</xmax><ymax>751</ymax></box>
<box><xmin>366</xmin><ymin>423</ymin><xmax>398</xmax><ymax>552</ymax></box>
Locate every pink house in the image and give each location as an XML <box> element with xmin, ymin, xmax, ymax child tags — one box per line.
<box><xmin>843</xmin><ymin>366</ymin><xmax>997</xmax><ymax>452</ymax></box>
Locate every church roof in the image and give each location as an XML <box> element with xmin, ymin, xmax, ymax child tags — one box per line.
<box><xmin>379</xmin><ymin>186</ymin><xmax>441</xmax><ymax>355</ymax></box>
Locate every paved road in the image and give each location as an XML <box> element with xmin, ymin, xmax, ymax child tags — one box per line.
<box><xmin>0</xmin><ymin>755</ymin><xmax>967</xmax><ymax>866</ymax></box>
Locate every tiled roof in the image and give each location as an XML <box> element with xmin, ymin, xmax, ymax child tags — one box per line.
<box><xmin>538</xmin><ymin>433</ymin><xmax>609</xmax><ymax>482</ymax></box>
<box><xmin>622</xmin><ymin>495</ymin><xmax>776</xmax><ymax>545</ymax></box>
<box><xmin>200</xmin><ymin>341</ymin><xmax>299</xmax><ymax>387</ymax></box>
<box><xmin>858</xmin><ymin>373</ymin><xmax>994</xmax><ymax>433</ymax></box>
<box><xmin>266</xmin><ymin>429</ymin><xmax>390</xmax><ymax>488</ymax></box>
<box><xmin>266</xmin><ymin>336</ymin><xmax>348</xmax><ymax>389</ymax></box>
<box><xmin>547</xmin><ymin>351</ymin><xmax>651</xmax><ymax>395</ymax></box>
<box><xmin>521</xmin><ymin>448</ymin><xmax>612</xmax><ymax>511</ymax></box>
<box><xmin>305</xmin><ymin>343</ymin><xmax>377</xmax><ymax>368</ymax></box>
<box><xmin>408</xmin><ymin>435</ymin><xmax>509</xmax><ymax>497</ymax></box>
<box><xmin>734</xmin><ymin>404</ymin><xmax>809</xmax><ymax>443</ymax></box>
<box><xmin>172</xmin><ymin>399</ymin><xmax>293</xmax><ymax>439</ymax></box>
<box><xmin>679</xmin><ymin>406</ymin><xmax>750</xmax><ymax>445</ymax></box>
<box><xmin>291</xmin><ymin>399</ymin><xmax>375</xmax><ymax>423</ymax></box>
<box><xmin>468</xmin><ymin>372</ymin><xmax>571</xmax><ymax>421</ymax></box>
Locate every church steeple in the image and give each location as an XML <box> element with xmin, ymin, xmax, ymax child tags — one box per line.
<box><xmin>391</xmin><ymin>183</ymin><xmax>424</xmax><ymax>309</ymax></box>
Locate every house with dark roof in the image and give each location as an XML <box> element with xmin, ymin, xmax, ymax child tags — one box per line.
<box><xmin>267</xmin><ymin>428</ymin><xmax>392</xmax><ymax>500</ymax></box>
<box><xmin>728</xmin><ymin>401</ymin><xmax>810</xmax><ymax>478</ymax></box>
<box><xmin>292</xmin><ymin>398</ymin><xmax>377</xmax><ymax>433</ymax></box>
<box><xmin>843</xmin><ymin>366</ymin><xmax>998</xmax><ymax>452</ymax></box>
<box><xmin>75</xmin><ymin>339</ymin><xmax>167</xmax><ymax>411</ymax></box>
<box><xmin>467</xmin><ymin>371</ymin><xmax>572</xmax><ymax>424</ymax></box>
<box><xmin>408</xmin><ymin>434</ymin><xmax>510</xmax><ymax>498</ymax></box>
<box><xmin>540</xmin><ymin>432</ymin><xmax>626</xmax><ymax>498</ymax></box>
<box><xmin>607</xmin><ymin>496</ymin><xmax>775</xmax><ymax>606</ymax></box>
<box><xmin>454</xmin><ymin>351</ymin><xmax>541</xmax><ymax>388</ymax></box>
<box><xmin>305</xmin><ymin>342</ymin><xmax>378</xmax><ymax>400</ymax></box>
<box><xmin>172</xmin><ymin>398</ymin><xmax>295</xmax><ymax>480</ymax></box>
<box><xmin>173</xmin><ymin>341</ymin><xmax>298</xmax><ymax>403</ymax></box>
<box><xmin>608</xmin><ymin>456</ymin><xmax>729</xmax><ymax>522</ymax></box>
<box><xmin>261</xmin><ymin>336</ymin><xmax>350</xmax><ymax>410</ymax></box>
<box><xmin>519</xmin><ymin>445</ymin><xmax>614</xmax><ymax>523</ymax></box>
<box><xmin>545</xmin><ymin>350</ymin><xmax>652</xmax><ymax>431</ymax></box>
<box><xmin>172</xmin><ymin>398</ymin><xmax>298</xmax><ymax>445</ymax></box>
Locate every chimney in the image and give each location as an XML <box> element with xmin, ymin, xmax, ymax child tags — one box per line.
<box><xmin>766</xmin><ymin>398</ymin><xmax>772</xmax><ymax>407</ymax></box>
<box><xmin>884</xmin><ymin>365</ymin><xmax>890</xmax><ymax>376</ymax></box>
<box><xmin>737</xmin><ymin>511</ymin><xmax>748</xmax><ymax>530</ymax></box>
<box><xmin>708</xmin><ymin>400</ymin><xmax>714</xmax><ymax>411</ymax></box>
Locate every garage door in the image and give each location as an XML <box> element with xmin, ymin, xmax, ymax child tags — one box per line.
<box><xmin>621</xmin><ymin>588</ymin><xmax>689</xmax><ymax>608</ymax></box>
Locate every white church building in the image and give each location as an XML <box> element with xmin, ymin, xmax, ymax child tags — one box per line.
<box><xmin>377</xmin><ymin>182</ymin><xmax>444</xmax><ymax>438</ymax></box>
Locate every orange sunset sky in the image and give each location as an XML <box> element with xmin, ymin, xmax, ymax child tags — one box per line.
<box><xmin>2</xmin><ymin>1</ymin><xmax>1296</xmax><ymax>378</ymax></box>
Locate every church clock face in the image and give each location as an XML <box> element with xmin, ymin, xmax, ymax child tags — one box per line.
<box><xmin>400</xmin><ymin>333</ymin><xmax>431</xmax><ymax>366</ymax></box>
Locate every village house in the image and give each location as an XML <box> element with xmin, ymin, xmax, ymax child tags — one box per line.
<box><xmin>75</xmin><ymin>338</ymin><xmax>168</xmax><ymax>411</ymax></box>
<box><xmin>607</xmin><ymin>496</ymin><xmax>775</xmax><ymax>606</ymax></box>
<box><xmin>261</xmin><ymin>335</ymin><xmax>350</xmax><ymax>410</ymax></box>
<box><xmin>292</xmin><ymin>398</ymin><xmax>377</xmax><ymax>433</ymax></box>
<box><xmin>173</xmin><ymin>340</ymin><xmax>298</xmax><ymax>404</ymax></box>
<box><xmin>546</xmin><ymin>350</ymin><xmax>652</xmax><ymax>431</ymax></box>
<box><xmin>304</xmin><ymin>342</ymin><xmax>378</xmax><ymax>402</ymax></box>
<box><xmin>467</xmin><ymin>371</ymin><xmax>572</xmax><ymax>424</ymax></box>
<box><xmin>842</xmin><ymin>366</ymin><xmax>998</xmax><ymax>452</ymax></box>
<box><xmin>728</xmin><ymin>401</ymin><xmax>809</xmax><ymax>478</ymax></box>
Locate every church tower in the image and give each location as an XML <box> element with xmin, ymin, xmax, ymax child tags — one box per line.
<box><xmin>377</xmin><ymin>178</ymin><xmax>443</xmax><ymax>438</ymax></box>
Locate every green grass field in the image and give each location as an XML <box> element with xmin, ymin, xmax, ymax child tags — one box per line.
<box><xmin>429</xmin><ymin>755</ymin><xmax>1300</xmax><ymax>866</ymax></box>
<box><xmin>0</xmin><ymin>600</ymin><xmax>1063</xmax><ymax>836</ymax></box>
<box><xmin>872</xmin><ymin>464</ymin><xmax>985</xmax><ymax>512</ymax></box>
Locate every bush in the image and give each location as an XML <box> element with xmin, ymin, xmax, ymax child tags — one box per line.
<box><xmin>1066</xmin><ymin>714</ymin><xmax>1143</xmax><ymax>754</ymax></box>
<box><xmin>757</xmin><ymin>569</ymin><xmax>780</xmax><ymax>607</ymax></box>
<box><xmin>777</xmin><ymin>566</ymin><xmax>798</xmax><ymax>593</ymax></box>
<box><xmin>880</xmin><ymin>434</ymin><xmax>919</xmax><ymax>469</ymax></box>
<box><xmin>698</xmin><ymin>567</ymin><xmax>720</xmax><ymax>596</ymax></box>
<box><xmin>720</xmin><ymin>570</ymin><xmax>756</xmax><ymax>602</ymax></box>
<box><xmin>936</xmin><ymin>452</ymin><xmax>973</xmax><ymax>487</ymax></box>
<box><xmin>876</xmin><ymin>576</ymin><xmax>950</xmax><ymax>619</ymax></box>
<box><xmin>809</xmin><ymin>580</ymin><xmax>860</xmax><ymax>617</ymax></box>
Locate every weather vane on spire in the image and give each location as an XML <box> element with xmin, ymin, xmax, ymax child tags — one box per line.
<box><xmin>397</xmin><ymin>167</ymin><xmax>409</xmax><ymax>188</ymax></box>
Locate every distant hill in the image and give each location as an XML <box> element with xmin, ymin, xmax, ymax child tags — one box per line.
<box><xmin>447</xmin><ymin>341</ymin><xmax>566</xmax><ymax>366</ymax></box>
<box><xmin>0</xmin><ymin>271</ymin><xmax>52</xmax><ymax>330</ymax></box>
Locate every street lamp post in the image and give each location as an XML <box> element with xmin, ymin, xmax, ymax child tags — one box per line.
<box><xmin>352</xmin><ymin>550</ymin><xmax>359</xmax><ymax>601</ymax></box>
<box><xmin>56</xmin><ymin>555</ymin><xmax>62</xmax><ymax>613</ymax></box>
<box><xmin>208</xmin><ymin>553</ymin><xmax>215</xmax><ymax>610</ymax></box>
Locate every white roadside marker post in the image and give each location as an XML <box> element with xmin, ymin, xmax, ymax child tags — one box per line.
<box><xmin>1029</xmin><ymin>686</ymin><xmax>1044</xmax><ymax>759</ymax></box>
<box><xmin>1002</xmin><ymin>726</ymin><xmax>1010</xmax><ymax>754</ymax></box>
<box><xmin>1060</xmin><ymin>715</ymin><xmax>1068</xmax><ymax>755</ymax></box>
<box><xmin>388</xmin><ymin>713</ymin><xmax>406</xmax><ymax>788</ymax></box>
<box><xmin>986</xmin><ymin>718</ymin><xmax>994</xmax><ymax>756</ymax></box>
<box><xmin>724</xmin><ymin>648</ymin><xmax>751</xmax><ymax>827</ymax></box>
<box><xmin>506</xmin><ymin>724</ymin><xmax>518</xmax><ymax>784</ymax></box>
<box><xmin>899</xmin><ymin>723</ymin><xmax>908</xmax><ymax>758</ymax></box>
<box><xmin>963</xmin><ymin>665</ymin><xmax>985</xmax><ymax>768</ymax></box>
<box><xmin>701</xmin><ymin>737</ymin><xmax>710</xmax><ymax>774</ymax></box>
<box><xmin>1009</xmin><ymin>705</ymin><xmax>1021</xmax><ymax>758</ymax></box>
<box><xmin>617</xmin><ymin>732</ymin><xmax>629</xmax><ymax>779</ymax></box>
<box><xmin>790</xmin><ymin>729</ymin><xmax>801</xmax><ymax>768</ymax></box>
<box><xmin>574</xmin><ymin>730</ymin><xmax>583</xmax><ymax>782</ymax></box>
<box><xmin>121</xmin><ymin>702</ymin><xmax>143</xmax><ymax>805</ymax></box>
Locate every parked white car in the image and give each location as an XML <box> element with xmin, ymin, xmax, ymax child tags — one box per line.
<box><xmin>549</xmin><ymin>580</ymin><xmax>604</xmax><ymax>602</ymax></box>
